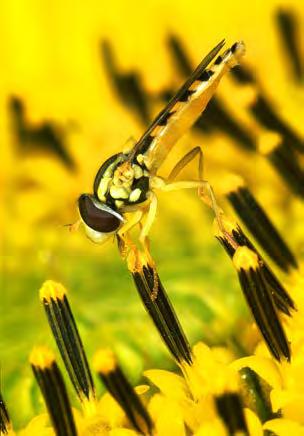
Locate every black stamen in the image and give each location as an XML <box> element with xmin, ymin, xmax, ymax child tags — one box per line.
<box><xmin>215</xmin><ymin>392</ymin><xmax>249</xmax><ymax>435</ymax></box>
<box><xmin>94</xmin><ymin>349</ymin><xmax>153</xmax><ymax>434</ymax></box>
<box><xmin>127</xmin><ymin>248</ymin><xmax>192</xmax><ymax>365</ymax></box>
<box><xmin>40</xmin><ymin>281</ymin><xmax>95</xmax><ymax>403</ymax></box>
<box><xmin>262</xmin><ymin>265</ymin><xmax>296</xmax><ymax>313</ymax></box>
<box><xmin>215</xmin><ymin>220</ymin><xmax>295</xmax><ymax>316</ymax></box>
<box><xmin>276</xmin><ymin>9</ymin><xmax>303</xmax><ymax>82</ymax></box>
<box><xmin>234</xmin><ymin>247</ymin><xmax>291</xmax><ymax>362</ymax></box>
<box><xmin>225</xmin><ymin>182</ymin><xmax>298</xmax><ymax>271</ymax></box>
<box><xmin>0</xmin><ymin>393</ymin><xmax>11</xmax><ymax>435</ymax></box>
<box><xmin>30</xmin><ymin>348</ymin><xmax>77</xmax><ymax>436</ymax></box>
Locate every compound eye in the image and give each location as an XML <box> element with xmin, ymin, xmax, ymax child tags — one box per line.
<box><xmin>78</xmin><ymin>194</ymin><xmax>122</xmax><ymax>233</ymax></box>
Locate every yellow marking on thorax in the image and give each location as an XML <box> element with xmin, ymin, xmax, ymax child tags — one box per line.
<box><xmin>97</xmin><ymin>177</ymin><xmax>111</xmax><ymax>200</ymax></box>
<box><xmin>115</xmin><ymin>200</ymin><xmax>124</xmax><ymax>208</ymax></box>
<box><xmin>129</xmin><ymin>188</ymin><xmax>142</xmax><ymax>202</ymax></box>
<box><xmin>132</xmin><ymin>164</ymin><xmax>143</xmax><ymax>179</ymax></box>
<box><xmin>110</xmin><ymin>185</ymin><xmax>129</xmax><ymax>199</ymax></box>
<box><xmin>114</xmin><ymin>161</ymin><xmax>132</xmax><ymax>179</ymax></box>
<box><xmin>111</xmin><ymin>165</ymin><xmax>136</xmax><ymax>199</ymax></box>
<box><xmin>103</xmin><ymin>161</ymin><xmax>118</xmax><ymax>178</ymax></box>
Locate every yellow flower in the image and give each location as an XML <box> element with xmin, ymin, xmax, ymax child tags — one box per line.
<box><xmin>1</xmin><ymin>1</ymin><xmax>304</xmax><ymax>435</ymax></box>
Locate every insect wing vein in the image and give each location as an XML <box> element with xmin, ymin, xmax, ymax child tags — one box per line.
<box><xmin>128</xmin><ymin>39</ymin><xmax>225</xmax><ymax>161</ymax></box>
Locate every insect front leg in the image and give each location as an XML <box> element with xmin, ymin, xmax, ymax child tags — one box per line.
<box><xmin>65</xmin><ymin>219</ymin><xmax>81</xmax><ymax>233</ymax></box>
<box><xmin>117</xmin><ymin>197</ymin><xmax>160</xmax><ymax>300</ymax></box>
<box><xmin>117</xmin><ymin>210</ymin><xmax>143</xmax><ymax>259</ymax></box>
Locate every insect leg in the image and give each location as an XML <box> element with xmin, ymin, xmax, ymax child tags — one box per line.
<box><xmin>117</xmin><ymin>210</ymin><xmax>143</xmax><ymax>258</ymax></box>
<box><xmin>157</xmin><ymin>178</ymin><xmax>225</xmax><ymax>233</ymax></box>
<box><xmin>65</xmin><ymin>219</ymin><xmax>81</xmax><ymax>233</ymax></box>
<box><xmin>136</xmin><ymin>192</ymin><xmax>159</xmax><ymax>283</ymax></box>
<box><xmin>138</xmin><ymin>192</ymin><xmax>158</xmax><ymax>245</ymax></box>
<box><xmin>167</xmin><ymin>146</ymin><xmax>204</xmax><ymax>183</ymax></box>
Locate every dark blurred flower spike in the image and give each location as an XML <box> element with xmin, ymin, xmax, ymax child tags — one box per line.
<box><xmin>30</xmin><ymin>347</ymin><xmax>77</xmax><ymax>436</ymax></box>
<box><xmin>215</xmin><ymin>392</ymin><xmax>249</xmax><ymax>435</ymax></box>
<box><xmin>259</xmin><ymin>134</ymin><xmax>304</xmax><ymax>198</ymax></box>
<box><xmin>276</xmin><ymin>9</ymin><xmax>303</xmax><ymax>82</ymax></box>
<box><xmin>252</xmin><ymin>95</ymin><xmax>304</xmax><ymax>155</ymax></box>
<box><xmin>101</xmin><ymin>40</ymin><xmax>151</xmax><ymax>125</ymax></box>
<box><xmin>8</xmin><ymin>96</ymin><xmax>76</xmax><ymax>169</ymax></box>
<box><xmin>230</xmin><ymin>63</ymin><xmax>256</xmax><ymax>84</ymax></box>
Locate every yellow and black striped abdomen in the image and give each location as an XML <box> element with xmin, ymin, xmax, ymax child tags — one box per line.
<box><xmin>136</xmin><ymin>41</ymin><xmax>245</xmax><ymax>174</ymax></box>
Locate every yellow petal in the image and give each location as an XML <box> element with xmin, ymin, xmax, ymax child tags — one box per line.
<box><xmin>109</xmin><ymin>429</ymin><xmax>138</xmax><ymax>436</ymax></box>
<box><xmin>194</xmin><ymin>418</ymin><xmax>227</xmax><ymax>436</ymax></box>
<box><xmin>264</xmin><ymin>419</ymin><xmax>304</xmax><ymax>436</ymax></box>
<box><xmin>149</xmin><ymin>394</ymin><xmax>185</xmax><ymax>436</ymax></box>
<box><xmin>271</xmin><ymin>389</ymin><xmax>304</xmax><ymax>423</ymax></box>
<box><xmin>244</xmin><ymin>408</ymin><xmax>263</xmax><ymax>436</ymax></box>
<box><xmin>18</xmin><ymin>414</ymin><xmax>53</xmax><ymax>436</ymax></box>
<box><xmin>144</xmin><ymin>369</ymin><xmax>189</xmax><ymax>401</ymax></box>
<box><xmin>185</xmin><ymin>343</ymin><xmax>239</xmax><ymax>398</ymax></box>
<box><xmin>97</xmin><ymin>392</ymin><xmax>126</xmax><ymax>428</ymax></box>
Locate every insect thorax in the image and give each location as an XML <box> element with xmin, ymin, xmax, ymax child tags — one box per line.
<box><xmin>93</xmin><ymin>153</ymin><xmax>150</xmax><ymax>210</ymax></box>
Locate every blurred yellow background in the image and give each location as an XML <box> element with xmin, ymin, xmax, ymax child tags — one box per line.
<box><xmin>1</xmin><ymin>0</ymin><xmax>303</xmax><ymax>427</ymax></box>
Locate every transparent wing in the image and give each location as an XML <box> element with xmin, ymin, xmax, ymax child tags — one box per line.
<box><xmin>129</xmin><ymin>40</ymin><xmax>245</xmax><ymax>174</ymax></box>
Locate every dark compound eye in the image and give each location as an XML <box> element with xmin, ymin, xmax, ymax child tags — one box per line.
<box><xmin>78</xmin><ymin>194</ymin><xmax>122</xmax><ymax>233</ymax></box>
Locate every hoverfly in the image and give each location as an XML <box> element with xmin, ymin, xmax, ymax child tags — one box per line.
<box><xmin>77</xmin><ymin>40</ymin><xmax>245</xmax><ymax>252</ymax></box>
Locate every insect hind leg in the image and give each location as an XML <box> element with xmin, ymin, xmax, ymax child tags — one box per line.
<box><xmin>157</xmin><ymin>146</ymin><xmax>225</xmax><ymax>232</ymax></box>
<box><xmin>167</xmin><ymin>146</ymin><xmax>204</xmax><ymax>183</ymax></box>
